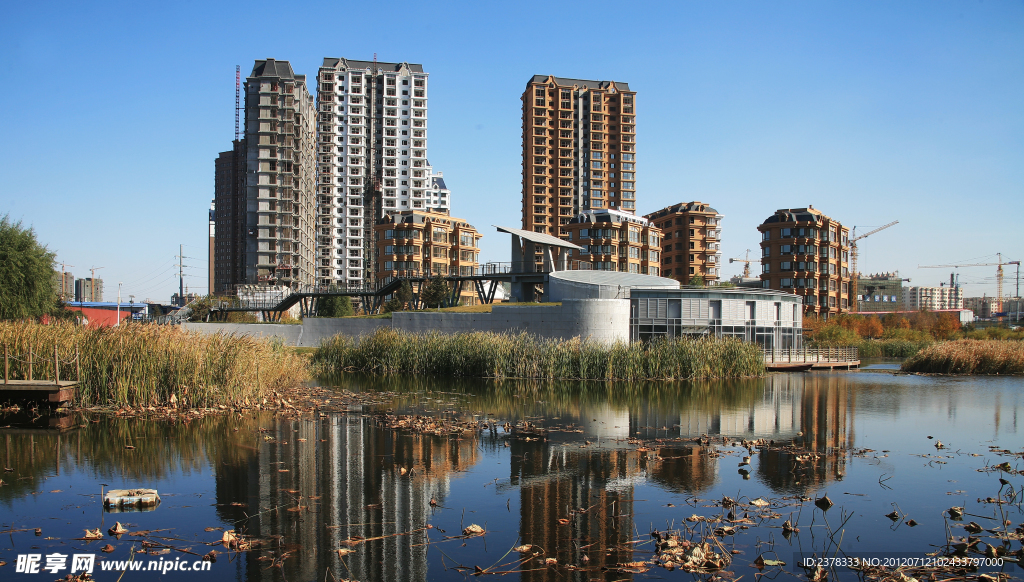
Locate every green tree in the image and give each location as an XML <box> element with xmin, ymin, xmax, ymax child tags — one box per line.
<box><xmin>319</xmin><ymin>295</ymin><xmax>354</xmax><ymax>317</ymax></box>
<box><xmin>382</xmin><ymin>297</ymin><xmax>403</xmax><ymax>313</ymax></box>
<box><xmin>686</xmin><ymin>275</ymin><xmax>706</xmax><ymax>288</ymax></box>
<box><xmin>419</xmin><ymin>276</ymin><xmax>450</xmax><ymax>308</ymax></box>
<box><xmin>0</xmin><ymin>215</ymin><xmax>57</xmax><ymax>320</ymax></box>
<box><xmin>397</xmin><ymin>280</ymin><xmax>413</xmax><ymax>307</ymax></box>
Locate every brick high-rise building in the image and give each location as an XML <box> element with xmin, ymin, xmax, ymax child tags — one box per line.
<box><xmin>244</xmin><ymin>59</ymin><xmax>316</xmax><ymax>289</ymax></box>
<box><xmin>315</xmin><ymin>58</ymin><xmax>452</xmax><ymax>288</ymax></box>
<box><xmin>521</xmin><ymin>76</ymin><xmax>637</xmax><ymax>236</ymax></box>
<box><xmin>213</xmin><ymin>140</ymin><xmax>247</xmax><ymax>294</ymax></box>
<box><xmin>758</xmin><ymin>207</ymin><xmax>851</xmax><ymax>317</ymax></box>
<box><xmin>644</xmin><ymin>202</ymin><xmax>723</xmax><ymax>284</ymax></box>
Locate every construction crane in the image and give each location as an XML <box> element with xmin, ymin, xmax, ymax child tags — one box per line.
<box><xmin>729</xmin><ymin>249</ymin><xmax>753</xmax><ymax>278</ymax></box>
<box><xmin>88</xmin><ymin>266</ymin><xmax>105</xmax><ymax>302</ymax></box>
<box><xmin>850</xmin><ymin>221</ymin><xmax>899</xmax><ymax>281</ymax></box>
<box><xmin>920</xmin><ymin>254</ymin><xmax>1020</xmax><ymax>314</ymax></box>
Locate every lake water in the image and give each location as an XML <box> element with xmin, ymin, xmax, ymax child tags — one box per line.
<box><xmin>1</xmin><ymin>365</ymin><xmax>1021</xmax><ymax>581</ymax></box>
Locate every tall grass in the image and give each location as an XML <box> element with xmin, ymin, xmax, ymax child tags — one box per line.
<box><xmin>901</xmin><ymin>339</ymin><xmax>1024</xmax><ymax>375</ymax></box>
<box><xmin>0</xmin><ymin>322</ymin><xmax>307</xmax><ymax>407</ymax></box>
<box><xmin>311</xmin><ymin>328</ymin><xmax>764</xmax><ymax>380</ymax></box>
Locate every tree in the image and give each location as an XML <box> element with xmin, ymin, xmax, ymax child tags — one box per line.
<box><xmin>931</xmin><ymin>312</ymin><xmax>962</xmax><ymax>340</ymax></box>
<box><xmin>319</xmin><ymin>295</ymin><xmax>354</xmax><ymax>317</ymax></box>
<box><xmin>0</xmin><ymin>215</ymin><xmax>57</xmax><ymax>320</ymax></box>
<box><xmin>686</xmin><ymin>275</ymin><xmax>706</xmax><ymax>288</ymax></box>
<box><xmin>381</xmin><ymin>297</ymin><xmax>403</xmax><ymax>313</ymax></box>
<box><xmin>419</xmin><ymin>276</ymin><xmax>450</xmax><ymax>308</ymax></box>
<box><xmin>397</xmin><ymin>280</ymin><xmax>413</xmax><ymax>307</ymax></box>
<box><xmin>859</xmin><ymin>317</ymin><xmax>884</xmax><ymax>339</ymax></box>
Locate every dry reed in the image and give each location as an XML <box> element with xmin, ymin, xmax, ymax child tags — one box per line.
<box><xmin>312</xmin><ymin>328</ymin><xmax>764</xmax><ymax>380</ymax></box>
<box><xmin>0</xmin><ymin>321</ymin><xmax>307</xmax><ymax>407</ymax></box>
<box><xmin>900</xmin><ymin>339</ymin><xmax>1024</xmax><ymax>375</ymax></box>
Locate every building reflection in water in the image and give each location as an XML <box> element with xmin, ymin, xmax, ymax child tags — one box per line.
<box><xmin>215</xmin><ymin>414</ymin><xmax>479</xmax><ymax>582</ymax></box>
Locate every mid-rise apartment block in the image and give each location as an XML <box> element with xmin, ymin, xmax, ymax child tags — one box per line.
<box><xmin>855</xmin><ymin>273</ymin><xmax>904</xmax><ymax>312</ymax></box>
<box><xmin>213</xmin><ymin>140</ymin><xmax>247</xmax><ymax>294</ymax></box>
<box><xmin>75</xmin><ymin>278</ymin><xmax>103</xmax><ymax>302</ymax></box>
<box><xmin>561</xmin><ymin>209</ymin><xmax>661</xmax><ymax>274</ymax></box>
<box><xmin>244</xmin><ymin>59</ymin><xmax>316</xmax><ymax>288</ymax></box>
<box><xmin>374</xmin><ymin>210</ymin><xmax>481</xmax><ymax>304</ymax></box>
<box><xmin>644</xmin><ymin>202</ymin><xmax>723</xmax><ymax>284</ymax></box>
<box><xmin>521</xmin><ymin>75</ymin><xmax>637</xmax><ymax>236</ymax></box>
<box><xmin>315</xmin><ymin>58</ymin><xmax>451</xmax><ymax>288</ymax></box>
<box><xmin>904</xmin><ymin>286</ymin><xmax>963</xmax><ymax>311</ymax></box>
<box><xmin>758</xmin><ymin>207</ymin><xmax>851</xmax><ymax>317</ymax></box>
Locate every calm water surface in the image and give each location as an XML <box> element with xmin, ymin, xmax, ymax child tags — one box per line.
<box><xmin>1</xmin><ymin>369</ymin><xmax>1021</xmax><ymax>581</ymax></box>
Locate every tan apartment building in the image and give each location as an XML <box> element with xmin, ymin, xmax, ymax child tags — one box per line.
<box><xmin>644</xmin><ymin>202</ymin><xmax>723</xmax><ymax>284</ymax></box>
<box><xmin>374</xmin><ymin>210</ymin><xmax>482</xmax><ymax>304</ymax></box>
<box><xmin>521</xmin><ymin>75</ymin><xmax>637</xmax><ymax>236</ymax></box>
<box><xmin>244</xmin><ymin>59</ymin><xmax>316</xmax><ymax>288</ymax></box>
<box><xmin>758</xmin><ymin>207</ymin><xmax>851</xmax><ymax>317</ymax></box>
<box><xmin>561</xmin><ymin>209</ymin><xmax>661</xmax><ymax>275</ymax></box>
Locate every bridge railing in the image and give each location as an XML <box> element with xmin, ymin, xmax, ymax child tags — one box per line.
<box><xmin>762</xmin><ymin>346</ymin><xmax>859</xmax><ymax>364</ymax></box>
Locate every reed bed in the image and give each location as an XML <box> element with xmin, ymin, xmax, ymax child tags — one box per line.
<box><xmin>0</xmin><ymin>322</ymin><xmax>307</xmax><ymax>407</ymax></box>
<box><xmin>312</xmin><ymin>328</ymin><xmax>764</xmax><ymax>380</ymax></box>
<box><xmin>901</xmin><ymin>339</ymin><xmax>1024</xmax><ymax>375</ymax></box>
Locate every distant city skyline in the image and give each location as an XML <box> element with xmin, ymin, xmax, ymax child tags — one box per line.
<box><xmin>2</xmin><ymin>1</ymin><xmax>1021</xmax><ymax>303</ymax></box>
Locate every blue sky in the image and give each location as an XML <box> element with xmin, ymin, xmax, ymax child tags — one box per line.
<box><xmin>1</xmin><ymin>1</ymin><xmax>1021</xmax><ymax>303</ymax></box>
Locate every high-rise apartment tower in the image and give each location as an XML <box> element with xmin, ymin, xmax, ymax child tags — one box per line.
<box><xmin>315</xmin><ymin>58</ymin><xmax>451</xmax><ymax>288</ymax></box>
<box><xmin>521</xmin><ymin>75</ymin><xmax>637</xmax><ymax>236</ymax></box>
<box><xmin>244</xmin><ymin>59</ymin><xmax>316</xmax><ymax>288</ymax></box>
<box><xmin>213</xmin><ymin>139</ymin><xmax>247</xmax><ymax>294</ymax></box>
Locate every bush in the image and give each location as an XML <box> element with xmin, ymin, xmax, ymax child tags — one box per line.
<box><xmin>319</xmin><ymin>295</ymin><xmax>354</xmax><ymax>318</ymax></box>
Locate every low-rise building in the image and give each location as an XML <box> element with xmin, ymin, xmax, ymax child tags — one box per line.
<box><xmin>758</xmin><ymin>206</ymin><xmax>850</xmax><ymax>318</ymax></box>
<box><xmin>374</xmin><ymin>210</ymin><xmax>482</xmax><ymax>304</ymax></box>
<box><xmin>644</xmin><ymin>202</ymin><xmax>723</xmax><ymax>284</ymax></box>
<box><xmin>904</xmin><ymin>286</ymin><xmax>963</xmax><ymax>311</ymax></box>
<box><xmin>560</xmin><ymin>209</ymin><xmax>662</xmax><ymax>275</ymax></box>
<box><xmin>855</xmin><ymin>273</ymin><xmax>904</xmax><ymax>312</ymax></box>
<box><xmin>630</xmin><ymin>287</ymin><xmax>804</xmax><ymax>349</ymax></box>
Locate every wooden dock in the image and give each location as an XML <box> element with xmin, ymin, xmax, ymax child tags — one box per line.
<box><xmin>2</xmin><ymin>344</ymin><xmax>79</xmax><ymax>404</ymax></box>
<box><xmin>763</xmin><ymin>347</ymin><xmax>860</xmax><ymax>372</ymax></box>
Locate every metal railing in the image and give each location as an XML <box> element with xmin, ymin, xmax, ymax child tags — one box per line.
<box><xmin>762</xmin><ymin>347</ymin><xmax>859</xmax><ymax>364</ymax></box>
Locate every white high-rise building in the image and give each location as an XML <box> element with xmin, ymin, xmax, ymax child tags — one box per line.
<box><xmin>315</xmin><ymin>58</ymin><xmax>451</xmax><ymax>287</ymax></box>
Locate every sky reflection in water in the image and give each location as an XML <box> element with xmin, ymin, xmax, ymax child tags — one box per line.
<box><xmin>0</xmin><ymin>370</ymin><xmax>1020</xmax><ymax>581</ymax></box>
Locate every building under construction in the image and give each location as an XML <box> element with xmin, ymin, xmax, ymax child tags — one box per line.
<box><xmin>855</xmin><ymin>273</ymin><xmax>904</xmax><ymax>312</ymax></box>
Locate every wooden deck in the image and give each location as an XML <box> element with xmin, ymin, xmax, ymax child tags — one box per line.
<box><xmin>762</xmin><ymin>347</ymin><xmax>860</xmax><ymax>372</ymax></box>
<box><xmin>0</xmin><ymin>380</ymin><xmax>78</xmax><ymax>403</ymax></box>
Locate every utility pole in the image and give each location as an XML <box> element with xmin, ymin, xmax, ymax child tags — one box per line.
<box><xmin>178</xmin><ymin>244</ymin><xmax>186</xmax><ymax>307</ymax></box>
<box><xmin>89</xmin><ymin>266</ymin><xmax>105</xmax><ymax>302</ymax></box>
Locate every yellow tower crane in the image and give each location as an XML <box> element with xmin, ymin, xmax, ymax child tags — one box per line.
<box><xmin>850</xmin><ymin>221</ymin><xmax>898</xmax><ymax>311</ymax></box>
<box><xmin>729</xmin><ymin>249</ymin><xmax>753</xmax><ymax>278</ymax></box>
<box><xmin>919</xmin><ymin>254</ymin><xmax>1020</xmax><ymax>315</ymax></box>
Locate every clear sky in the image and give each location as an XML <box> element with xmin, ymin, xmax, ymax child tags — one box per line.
<box><xmin>1</xmin><ymin>1</ymin><xmax>1021</xmax><ymax>303</ymax></box>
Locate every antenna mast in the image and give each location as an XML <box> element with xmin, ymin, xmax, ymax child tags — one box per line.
<box><xmin>235</xmin><ymin>65</ymin><xmax>241</xmax><ymax>141</ymax></box>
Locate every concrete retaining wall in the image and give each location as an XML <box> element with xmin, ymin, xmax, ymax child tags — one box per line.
<box><xmin>183</xmin><ymin>299</ymin><xmax>630</xmax><ymax>347</ymax></box>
